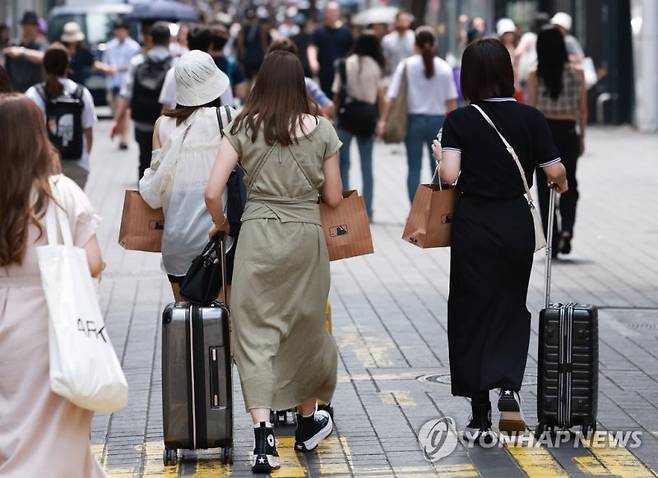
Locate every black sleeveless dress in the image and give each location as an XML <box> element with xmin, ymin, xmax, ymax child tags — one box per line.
<box><xmin>440</xmin><ymin>98</ymin><xmax>560</xmax><ymax>397</ymax></box>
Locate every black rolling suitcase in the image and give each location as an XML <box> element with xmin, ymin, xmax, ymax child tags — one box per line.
<box><xmin>536</xmin><ymin>189</ymin><xmax>598</xmax><ymax>437</ymax></box>
<box><xmin>161</xmin><ymin>239</ymin><xmax>233</xmax><ymax>465</ymax></box>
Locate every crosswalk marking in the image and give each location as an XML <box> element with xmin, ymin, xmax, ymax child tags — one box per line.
<box><xmin>574</xmin><ymin>455</ymin><xmax>612</xmax><ymax>475</ymax></box>
<box><xmin>585</xmin><ymin>433</ymin><xmax>657</xmax><ymax>477</ymax></box>
<box><xmin>270</xmin><ymin>436</ymin><xmax>306</xmax><ymax>477</ymax></box>
<box><xmin>505</xmin><ymin>443</ymin><xmax>570</xmax><ymax>477</ymax></box>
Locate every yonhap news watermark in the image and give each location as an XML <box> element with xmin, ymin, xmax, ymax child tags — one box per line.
<box><xmin>417</xmin><ymin>416</ymin><xmax>643</xmax><ymax>463</ymax></box>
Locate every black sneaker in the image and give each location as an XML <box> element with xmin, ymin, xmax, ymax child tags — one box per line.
<box><xmin>498</xmin><ymin>389</ymin><xmax>526</xmax><ymax>434</ymax></box>
<box><xmin>251</xmin><ymin>422</ymin><xmax>280</xmax><ymax>473</ymax></box>
<box><xmin>463</xmin><ymin>401</ymin><xmax>495</xmax><ymax>445</ymax></box>
<box><xmin>294</xmin><ymin>409</ymin><xmax>333</xmax><ymax>452</ymax></box>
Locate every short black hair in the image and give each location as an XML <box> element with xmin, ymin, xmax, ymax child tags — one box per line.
<box><xmin>209</xmin><ymin>24</ymin><xmax>229</xmax><ymax>51</ymax></box>
<box><xmin>187</xmin><ymin>24</ymin><xmax>211</xmax><ymax>51</ymax></box>
<box><xmin>113</xmin><ymin>20</ymin><xmax>129</xmax><ymax>30</ymax></box>
<box><xmin>460</xmin><ymin>38</ymin><xmax>515</xmax><ymax>102</ymax></box>
<box><xmin>150</xmin><ymin>21</ymin><xmax>171</xmax><ymax>46</ymax></box>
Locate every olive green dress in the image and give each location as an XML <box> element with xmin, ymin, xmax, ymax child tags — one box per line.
<box><xmin>224</xmin><ymin>116</ymin><xmax>341</xmax><ymax>411</ymax></box>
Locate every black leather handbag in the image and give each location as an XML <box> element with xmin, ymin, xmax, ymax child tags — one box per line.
<box><xmin>180</xmin><ymin>234</ymin><xmax>226</xmax><ymax>305</ymax></box>
<box><xmin>336</xmin><ymin>59</ymin><xmax>378</xmax><ymax>138</ymax></box>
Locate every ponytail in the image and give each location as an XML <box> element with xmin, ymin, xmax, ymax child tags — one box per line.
<box><xmin>44</xmin><ymin>73</ymin><xmax>64</xmax><ymax>97</ymax></box>
<box><xmin>415</xmin><ymin>26</ymin><xmax>436</xmax><ymax>79</ymax></box>
<box><xmin>42</xmin><ymin>43</ymin><xmax>70</xmax><ymax>97</ymax></box>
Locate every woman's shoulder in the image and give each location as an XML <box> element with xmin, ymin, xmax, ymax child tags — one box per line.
<box><xmin>51</xmin><ymin>174</ymin><xmax>93</xmax><ymax>210</ymax></box>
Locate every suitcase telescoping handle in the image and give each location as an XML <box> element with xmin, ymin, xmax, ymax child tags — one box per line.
<box><xmin>544</xmin><ymin>187</ymin><xmax>557</xmax><ymax>309</ymax></box>
<box><xmin>216</xmin><ymin>231</ymin><xmax>228</xmax><ymax>306</ymax></box>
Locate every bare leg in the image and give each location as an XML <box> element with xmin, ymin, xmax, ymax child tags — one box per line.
<box><xmin>250</xmin><ymin>408</ymin><xmax>270</xmax><ymax>424</ymax></box>
<box><xmin>298</xmin><ymin>398</ymin><xmax>316</xmax><ymax>417</ymax></box>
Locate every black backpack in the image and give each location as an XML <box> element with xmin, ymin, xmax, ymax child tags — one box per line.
<box><xmin>216</xmin><ymin>105</ymin><xmax>247</xmax><ymax>237</ymax></box>
<box><xmin>36</xmin><ymin>83</ymin><xmax>85</xmax><ymax>160</ymax></box>
<box><xmin>130</xmin><ymin>56</ymin><xmax>172</xmax><ymax>124</ymax></box>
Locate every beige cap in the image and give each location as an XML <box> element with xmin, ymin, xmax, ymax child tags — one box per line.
<box><xmin>496</xmin><ymin>18</ymin><xmax>516</xmax><ymax>36</ymax></box>
<box><xmin>61</xmin><ymin>22</ymin><xmax>85</xmax><ymax>43</ymax></box>
<box><xmin>551</xmin><ymin>12</ymin><xmax>573</xmax><ymax>31</ymax></box>
<box><xmin>175</xmin><ymin>50</ymin><xmax>230</xmax><ymax>107</ymax></box>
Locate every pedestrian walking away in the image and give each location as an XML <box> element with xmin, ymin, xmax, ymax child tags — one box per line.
<box><xmin>527</xmin><ymin>26</ymin><xmax>587</xmax><ymax>257</ymax></box>
<box><xmin>139</xmin><ymin>50</ymin><xmax>234</xmax><ymax>303</ymax></box>
<box><xmin>103</xmin><ymin>21</ymin><xmax>141</xmax><ymax>150</ymax></box>
<box><xmin>204</xmin><ymin>50</ymin><xmax>343</xmax><ymax>473</ymax></box>
<box><xmin>2</xmin><ymin>11</ymin><xmax>47</xmax><ymax>93</ymax></box>
<box><xmin>307</xmin><ymin>1</ymin><xmax>353</xmax><ymax>98</ymax></box>
<box><xmin>25</xmin><ymin>43</ymin><xmax>97</xmax><ymax>190</ymax></box>
<box><xmin>209</xmin><ymin>24</ymin><xmax>248</xmax><ymax>102</ymax></box>
<box><xmin>0</xmin><ymin>93</ymin><xmax>106</xmax><ymax>477</ymax></box>
<box><xmin>380</xmin><ymin>26</ymin><xmax>458</xmax><ymax>203</ymax></box>
<box><xmin>267</xmin><ymin>38</ymin><xmax>335</xmax><ymax>119</ymax></box>
<box><xmin>111</xmin><ymin>22</ymin><xmax>172</xmax><ymax>181</ymax></box>
<box><xmin>332</xmin><ymin>30</ymin><xmax>386</xmax><ymax>219</ymax></box>
<box><xmin>159</xmin><ymin>25</ymin><xmax>235</xmax><ymax>111</ymax></box>
<box><xmin>435</xmin><ymin>38</ymin><xmax>567</xmax><ymax>442</ymax></box>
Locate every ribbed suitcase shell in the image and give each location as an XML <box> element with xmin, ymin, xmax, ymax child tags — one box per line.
<box><xmin>537</xmin><ymin>303</ymin><xmax>598</xmax><ymax>433</ymax></box>
<box><xmin>162</xmin><ymin>302</ymin><xmax>232</xmax><ymax>454</ymax></box>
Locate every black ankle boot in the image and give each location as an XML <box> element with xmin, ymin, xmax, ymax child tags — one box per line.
<box><xmin>463</xmin><ymin>400</ymin><xmax>494</xmax><ymax>445</ymax></box>
<box><xmin>251</xmin><ymin>422</ymin><xmax>280</xmax><ymax>473</ymax></box>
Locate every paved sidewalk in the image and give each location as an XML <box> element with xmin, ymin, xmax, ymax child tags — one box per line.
<box><xmin>88</xmin><ymin>121</ymin><xmax>658</xmax><ymax>478</ymax></box>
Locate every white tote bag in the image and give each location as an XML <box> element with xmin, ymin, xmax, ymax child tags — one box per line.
<box><xmin>37</xmin><ymin>181</ymin><xmax>128</xmax><ymax>413</ymax></box>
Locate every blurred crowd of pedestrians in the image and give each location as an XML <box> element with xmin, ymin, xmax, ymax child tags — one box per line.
<box><xmin>1</xmin><ymin>2</ymin><xmax>590</xmax><ymax>475</ymax></box>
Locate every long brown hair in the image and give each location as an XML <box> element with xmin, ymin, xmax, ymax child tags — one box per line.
<box><xmin>230</xmin><ymin>50</ymin><xmax>318</xmax><ymax>145</ymax></box>
<box><xmin>42</xmin><ymin>43</ymin><xmax>70</xmax><ymax>97</ymax></box>
<box><xmin>0</xmin><ymin>94</ymin><xmax>59</xmax><ymax>266</ymax></box>
<box><xmin>415</xmin><ymin>26</ymin><xmax>436</xmax><ymax>79</ymax></box>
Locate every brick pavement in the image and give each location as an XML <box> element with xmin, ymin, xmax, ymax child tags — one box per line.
<box><xmin>88</xmin><ymin>121</ymin><xmax>658</xmax><ymax>477</ymax></box>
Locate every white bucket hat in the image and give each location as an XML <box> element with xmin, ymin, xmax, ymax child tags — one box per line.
<box><xmin>175</xmin><ymin>50</ymin><xmax>230</xmax><ymax>107</ymax></box>
<box><xmin>61</xmin><ymin>22</ymin><xmax>85</xmax><ymax>43</ymax></box>
<box><xmin>551</xmin><ymin>12</ymin><xmax>573</xmax><ymax>32</ymax></box>
<box><xmin>496</xmin><ymin>18</ymin><xmax>516</xmax><ymax>36</ymax></box>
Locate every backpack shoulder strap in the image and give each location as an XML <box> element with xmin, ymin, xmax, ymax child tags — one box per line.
<box><xmin>35</xmin><ymin>83</ymin><xmax>48</xmax><ymax>102</ymax></box>
<box><xmin>72</xmin><ymin>84</ymin><xmax>85</xmax><ymax>100</ymax></box>
<box><xmin>216</xmin><ymin>106</ymin><xmax>234</xmax><ymax>137</ymax></box>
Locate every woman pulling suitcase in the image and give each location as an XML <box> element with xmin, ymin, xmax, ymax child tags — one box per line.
<box><xmin>205</xmin><ymin>50</ymin><xmax>343</xmax><ymax>473</ymax></box>
<box><xmin>434</xmin><ymin>39</ymin><xmax>568</xmax><ymax>441</ymax></box>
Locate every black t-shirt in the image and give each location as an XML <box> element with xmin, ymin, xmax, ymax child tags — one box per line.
<box><xmin>69</xmin><ymin>45</ymin><xmax>95</xmax><ymax>85</ymax></box>
<box><xmin>213</xmin><ymin>55</ymin><xmax>246</xmax><ymax>86</ymax></box>
<box><xmin>441</xmin><ymin>99</ymin><xmax>560</xmax><ymax>199</ymax></box>
<box><xmin>311</xmin><ymin>25</ymin><xmax>353</xmax><ymax>91</ymax></box>
<box><xmin>5</xmin><ymin>39</ymin><xmax>47</xmax><ymax>92</ymax></box>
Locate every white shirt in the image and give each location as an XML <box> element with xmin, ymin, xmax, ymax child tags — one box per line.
<box><xmin>102</xmin><ymin>36</ymin><xmax>141</xmax><ymax>90</ymax></box>
<box><xmin>139</xmin><ymin>107</ymin><xmax>235</xmax><ymax>275</ymax></box>
<box><xmin>387</xmin><ymin>55</ymin><xmax>458</xmax><ymax>115</ymax></box>
<box><xmin>25</xmin><ymin>78</ymin><xmax>97</xmax><ymax>171</ymax></box>
<box><xmin>382</xmin><ymin>30</ymin><xmax>415</xmax><ymax>76</ymax></box>
<box><xmin>159</xmin><ymin>65</ymin><xmax>234</xmax><ymax>109</ymax></box>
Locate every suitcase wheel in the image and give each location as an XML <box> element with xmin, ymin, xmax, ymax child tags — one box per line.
<box><xmin>222</xmin><ymin>446</ymin><xmax>233</xmax><ymax>465</ymax></box>
<box><xmin>163</xmin><ymin>447</ymin><xmax>178</xmax><ymax>466</ymax></box>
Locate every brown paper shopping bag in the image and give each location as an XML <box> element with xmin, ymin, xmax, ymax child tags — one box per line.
<box><xmin>118</xmin><ymin>190</ymin><xmax>164</xmax><ymax>252</ymax></box>
<box><xmin>402</xmin><ymin>182</ymin><xmax>457</xmax><ymax>248</ymax></box>
<box><xmin>320</xmin><ymin>191</ymin><xmax>374</xmax><ymax>261</ymax></box>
